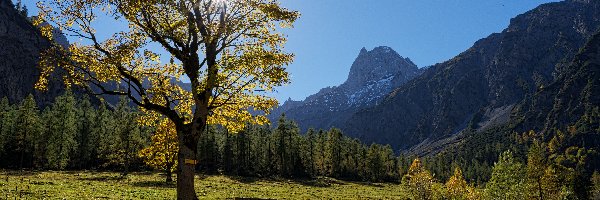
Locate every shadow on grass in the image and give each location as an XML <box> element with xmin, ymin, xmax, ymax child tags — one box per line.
<box><xmin>229</xmin><ymin>176</ymin><xmax>260</xmax><ymax>184</ymax></box>
<box><xmin>209</xmin><ymin>174</ymin><xmax>392</xmax><ymax>188</ymax></box>
<box><xmin>78</xmin><ymin>175</ymin><xmax>125</xmax><ymax>182</ymax></box>
<box><xmin>1</xmin><ymin>170</ymin><xmax>41</xmax><ymax>177</ymax></box>
<box><xmin>227</xmin><ymin>176</ymin><xmax>345</xmax><ymax>188</ymax></box>
<box><xmin>131</xmin><ymin>180</ymin><xmax>176</xmax><ymax>188</ymax></box>
<box><xmin>289</xmin><ymin>177</ymin><xmax>347</xmax><ymax>188</ymax></box>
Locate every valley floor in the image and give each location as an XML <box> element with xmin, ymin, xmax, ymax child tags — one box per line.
<box><xmin>0</xmin><ymin>170</ymin><xmax>410</xmax><ymax>199</ymax></box>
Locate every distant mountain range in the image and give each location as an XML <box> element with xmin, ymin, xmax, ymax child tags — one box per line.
<box><xmin>269</xmin><ymin>46</ymin><xmax>422</xmax><ymax>131</ymax></box>
<box><xmin>270</xmin><ymin>0</ymin><xmax>600</xmax><ymax>154</ymax></box>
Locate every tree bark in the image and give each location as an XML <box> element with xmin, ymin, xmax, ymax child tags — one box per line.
<box><xmin>176</xmin><ymin>125</ymin><xmax>200</xmax><ymax>200</ymax></box>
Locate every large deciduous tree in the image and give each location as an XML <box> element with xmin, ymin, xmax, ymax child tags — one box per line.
<box><xmin>34</xmin><ymin>0</ymin><xmax>298</xmax><ymax>198</ymax></box>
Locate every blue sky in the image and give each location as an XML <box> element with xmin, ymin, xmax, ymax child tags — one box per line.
<box><xmin>22</xmin><ymin>0</ymin><xmax>559</xmax><ymax>103</ymax></box>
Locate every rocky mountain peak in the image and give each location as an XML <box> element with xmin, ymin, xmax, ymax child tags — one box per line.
<box><xmin>269</xmin><ymin>46</ymin><xmax>422</xmax><ymax>131</ymax></box>
<box><xmin>345</xmin><ymin>46</ymin><xmax>417</xmax><ymax>88</ymax></box>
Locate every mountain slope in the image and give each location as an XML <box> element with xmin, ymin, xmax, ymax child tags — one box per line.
<box><xmin>518</xmin><ymin>30</ymin><xmax>600</xmax><ymax>137</ymax></box>
<box><xmin>343</xmin><ymin>0</ymin><xmax>600</xmax><ymax>151</ymax></box>
<box><xmin>0</xmin><ymin>0</ymin><xmax>67</xmax><ymax>106</ymax></box>
<box><xmin>270</xmin><ymin>46</ymin><xmax>421</xmax><ymax>131</ymax></box>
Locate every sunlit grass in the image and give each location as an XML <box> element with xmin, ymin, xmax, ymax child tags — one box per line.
<box><xmin>0</xmin><ymin>170</ymin><xmax>411</xmax><ymax>199</ymax></box>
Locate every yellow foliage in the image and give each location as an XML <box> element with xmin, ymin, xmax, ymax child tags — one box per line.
<box><xmin>138</xmin><ymin>118</ymin><xmax>178</xmax><ymax>172</ymax></box>
<box><xmin>402</xmin><ymin>158</ymin><xmax>436</xmax><ymax>199</ymax></box>
<box><xmin>35</xmin><ymin>0</ymin><xmax>299</xmax><ymax>133</ymax></box>
<box><xmin>446</xmin><ymin>167</ymin><xmax>468</xmax><ymax>198</ymax></box>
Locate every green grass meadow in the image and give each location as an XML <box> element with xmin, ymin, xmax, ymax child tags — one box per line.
<box><xmin>0</xmin><ymin>170</ymin><xmax>411</xmax><ymax>199</ymax></box>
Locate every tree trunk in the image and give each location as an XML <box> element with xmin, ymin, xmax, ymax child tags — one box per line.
<box><xmin>176</xmin><ymin>126</ymin><xmax>199</xmax><ymax>200</ymax></box>
<box><xmin>166</xmin><ymin>170</ymin><xmax>173</xmax><ymax>183</ymax></box>
<box><xmin>166</xmin><ymin>163</ymin><xmax>173</xmax><ymax>183</ymax></box>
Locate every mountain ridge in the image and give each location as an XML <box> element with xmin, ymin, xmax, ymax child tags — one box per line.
<box><xmin>269</xmin><ymin>46</ymin><xmax>422</xmax><ymax>131</ymax></box>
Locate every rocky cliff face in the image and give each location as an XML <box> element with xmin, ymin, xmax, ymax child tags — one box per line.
<box><xmin>269</xmin><ymin>46</ymin><xmax>421</xmax><ymax>131</ymax></box>
<box><xmin>343</xmin><ymin>0</ymin><xmax>600</xmax><ymax>151</ymax></box>
<box><xmin>0</xmin><ymin>0</ymin><xmax>66</xmax><ymax>106</ymax></box>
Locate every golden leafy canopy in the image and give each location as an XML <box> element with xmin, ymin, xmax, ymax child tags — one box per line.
<box><xmin>34</xmin><ymin>0</ymin><xmax>299</xmax><ymax>132</ymax></box>
<box><xmin>138</xmin><ymin>118</ymin><xmax>179</xmax><ymax>172</ymax></box>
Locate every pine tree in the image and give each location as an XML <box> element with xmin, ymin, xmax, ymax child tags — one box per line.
<box><xmin>382</xmin><ymin>144</ymin><xmax>397</xmax><ymax>181</ymax></box>
<box><xmin>485</xmin><ymin>150</ymin><xmax>526</xmax><ymax>199</ymax></box>
<box><xmin>367</xmin><ymin>144</ymin><xmax>384</xmax><ymax>181</ymax></box>
<box><xmin>325</xmin><ymin>128</ymin><xmax>342</xmax><ymax>177</ymax></box>
<box><xmin>314</xmin><ymin>130</ymin><xmax>327</xmax><ymax>176</ymax></box>
<box><xmin>96</xmin><ymin>102</ymin><xmax>116</xmax><ymax>167</ymax></box>
<box><xmin>45</xmin><ymin>91</ymin><xmax>78</xmax><ymax>170</ymax></box>
<box><xmin>75</xmin><ymin>95</ymin><xmax>97</xmax><ymax>168</ymax></box>
<box><xmin>13</xmin><ymin>95</ymin><xmax>43</xmax><ymax>169</ymax></box>
<box><xmin>113</xmin><ymin>98</ymin><xmax>147</xmax><ymax>176</ymax></box>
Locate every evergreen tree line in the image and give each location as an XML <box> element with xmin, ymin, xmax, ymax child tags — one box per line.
<box><xmin>0</xmin><ymin>92</ymin><xmax>150</xmax><ymax>175</ymax></box>
<box><xmin>197</xmin><ymin>115</ymin><xmax>409</xmax><ymax>182</ymax></box>
<box><xmin>1</xmin><ymin>92</ymin><xmax>599</xmax><ymax>198</ymax></box>
<box><xmin>0</xmin><ymin>92</ymin><xmax>408</xmax><ymax>182</ymax></box>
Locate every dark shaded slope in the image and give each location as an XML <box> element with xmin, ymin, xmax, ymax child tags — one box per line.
<box><xmin>517</xmin><ymin>30</ymin><xmax>600</xmax><ymax>138</ymax></box>
<box><xmin>0</xmin><ymin>0</ymin><xmax>68</xmax><ymax>106</ymax></box>
<box><xmin>344</xmin><ymin>0</ymin><xmax>600</xmax><ymax>151</ymax></box>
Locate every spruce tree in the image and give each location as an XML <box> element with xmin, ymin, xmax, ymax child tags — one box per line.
<box><xmin>382</xmin><ymin>144</ymin><xmax>397</xmax><ymax>181</ymax></box>
<box><xmin>302</xmin><ymin>128</ymin><xmax>316</xmax><ymax>176</ymax></box>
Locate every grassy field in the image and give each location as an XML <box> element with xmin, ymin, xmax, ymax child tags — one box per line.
<box><xmin>0</xmin><ymin>170</ymin><xmax>411</xmax><ymax>199</ymax></box>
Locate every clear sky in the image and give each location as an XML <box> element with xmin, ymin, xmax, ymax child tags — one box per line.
<box><xmin>22</xmin><ymin>0</ymin><xmax>559</xmax><ymax>103</ymax></box>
